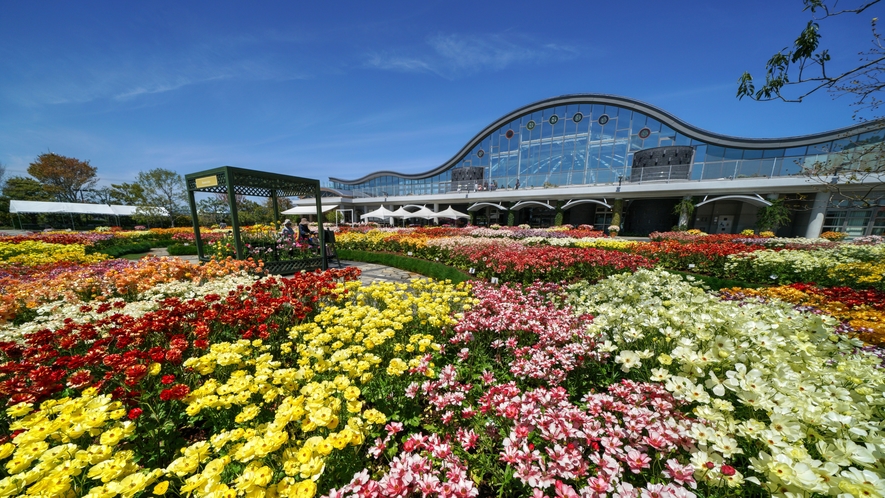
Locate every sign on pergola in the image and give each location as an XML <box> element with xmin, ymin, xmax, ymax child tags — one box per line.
<box><xmin>185</xmin><ymin>166</ymin><xmax>328</xmax><ymax>273</ymax></box>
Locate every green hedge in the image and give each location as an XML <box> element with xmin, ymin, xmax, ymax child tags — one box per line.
<box><xmin>337</xmin><ymin>249</ymin><xmax>475</xmax><ymax>284</ymax></box>
<box><xmin>167</xmin><ymin>243</ymin><xmax>200</xmax><ymax>256</ymax></box>
<box><xmin>89</xmin><ymin>242</ymin><xmax>153</xmax><ymax>258</ymax></box>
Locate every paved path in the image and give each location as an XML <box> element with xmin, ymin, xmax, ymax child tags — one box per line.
<box><xmin>145</xmin><ymin>248</ymin><xmax>423</xmax><ymax>285</ymax></box>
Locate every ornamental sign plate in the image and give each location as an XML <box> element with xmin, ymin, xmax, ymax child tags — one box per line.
<box><xmin>598</xmin><ymin>114</ymin><xmax>610</xmax><ymax>125</ymax></box>
<box><xmin>195</xmin><ymin>175</ymin><xmax>219</xmax><ymax>188</ymax></box>
<box><xmin>573</xmin><ymin>112</ymin><xmax>583</xmax><ymax>122</ymax></box>
<box><xmin>526</xmin><ymin>120</ymin><xmax>536</xmax><ymax>130</ymax></box>
<box><xmin>548</xmin><ymin>115</ymin><xmax>559</xmax><ymax>124</ymax></box>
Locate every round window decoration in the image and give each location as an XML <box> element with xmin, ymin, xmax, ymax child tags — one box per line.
<box><xmin>505</xmin><ymin>129</ymin><xmax>514</xmax><ymax>139</ymax></box>
<box><xmin>638</xmin><ymin>127</ymin><xmax>651</xmax><ymax>139</ymax></box>
<box><xmin>526</xmin><ymin>120</ymin><xmax>536</xmax><ymax>130</ymax></box>
<box><xmin>477</xmin><ymin>149</ymin><xmax>485</xmax><ymax>158</ymax></box>
<box><xmin>598</xmin><ymin>114</ymin><xmax>610</xmax><ymax>125</ymax></box>
<box><xmin>548</xmin><ymin>115</ymin><xmax>559</xmax><ymax>125</ymax></box>
<box><xmin>573</xmin><ymin>112</ymin><xmax>583</xmax><ymax>123</ymax></box>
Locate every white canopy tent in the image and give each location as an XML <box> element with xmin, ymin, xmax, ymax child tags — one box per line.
<box><xmin>433</xmin><ymin>206</ymin><xmax>470</xmax><ymax>219</ymax></box>
<box><xmin>109</xmin><ymin>205</ymin><xmax>169</xmax><ymax>217</ymax></box>
<box><xmin>280</xmin><ymin>204</ymin><xmax>339</xmax><ymax>216</ymax></box>
<box><xmin>405</xmin><ymin>206</ymin><xmax>438</xmax><ymax>219</ymax></box>
<box><xmin>9</xmin><ymin>200</ymin><xmax>169</xmax><ymax>229</ymax></box>
<box><xmin>282</xmin><ymin>204</ymin><xmax>357</xmax><ymax>225</ymax></box>
<box><xmin>11</xmin><ymin>200</ymin><xmax>116</xmax><ymax>215</ymax></box>
<box><xmin>360</xmin><ymin>206</ymin><xmax>397</xmax><ymax>224</ymax></box>
<box><xmin>396</xmin><ymin>206</ymin><xmax>438</xmax><ymax>226</ymax></box>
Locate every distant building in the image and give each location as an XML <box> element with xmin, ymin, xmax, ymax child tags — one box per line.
<box><xmin>320</xmin><ymin>94</ymin><xmax>885</xmax><ymax>237</ymax></box>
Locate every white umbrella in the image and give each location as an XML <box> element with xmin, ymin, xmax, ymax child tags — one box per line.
<box><xmin>433</xmin><ymin>206</ymin><xmax>470</xmax><ymax>219</ymax></box>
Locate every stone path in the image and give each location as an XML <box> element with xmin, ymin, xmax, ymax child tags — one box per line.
<box><xmin>145</xmin><ymin>248</ymin><xmax>423</xmax><ymax>285</ymax></box>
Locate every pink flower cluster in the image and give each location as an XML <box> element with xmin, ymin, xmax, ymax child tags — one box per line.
<box><xmin>406</xmin><ymin>364</ymin><xmax>478</xmax><ymax>426</ymax></box>
<box><xmin>326</xmin><ymin>432</ymin><xmax>478</xmax><ymax>498</ymax></box>
<box><xmin>450</xmin><ymin>282</ymin><xmax>600</xmax><ymax>385</ymax></box>
<box><xmin>480</xmin><ymin>380</ymin><xmax>700</xmax><ymax>497</ymax></box>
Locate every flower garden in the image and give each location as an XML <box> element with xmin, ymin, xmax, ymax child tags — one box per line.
<box><xmin>0</xmin><ymin>225</ymin><xmax>883</xmax><ymax>497</ymax></box>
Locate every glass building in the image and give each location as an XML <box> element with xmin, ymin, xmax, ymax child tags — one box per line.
<box><xmin>324</xmin><ymin>94</ymin><xmax>885</xmax><ymax>237</ymax></box>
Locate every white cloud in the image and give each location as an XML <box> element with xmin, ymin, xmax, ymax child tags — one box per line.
<box><xmin>2</xmin><ymin>34</ymin><xmax>311</xmax><ymax>107</ymax></box>
<box><xmin>364</xmin><ymin>32</ymin><xmax>582</xmax><ymax>79</ymax></box>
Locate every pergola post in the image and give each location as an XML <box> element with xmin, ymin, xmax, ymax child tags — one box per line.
<box><xmin>185</xmin><ymin>166</ymin><xmax>327</xmax><ymax>274</ymax></box>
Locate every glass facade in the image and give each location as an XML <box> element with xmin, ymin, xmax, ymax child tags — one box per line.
<box><xmin>329</xmin><ymin>98</ymin><xmax>885</xmax><ymax>198</ymax></box>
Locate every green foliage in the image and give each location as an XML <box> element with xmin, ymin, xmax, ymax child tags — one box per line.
<box><xmin>2</xmin><ymin>176</ymin><xmax>53</xmax><ymax>201</ymax></box>
<box><xmin>134</xmin><ymin>168</ymin><xmax>187</xmax><ymax>226</ymax></box>
<box><xmin>86</xmin><ymin>241</ymin><xmax>153</xmax><ymax>258</ymax></box>
<box><xmin>673</xmin><ymin>197</ymin><xmax>696</xmax><ymax>230</ymax></box>
<box><xmin>738</xmin><ymin>1</ymin><xmax>881</xmax><ymax>117</ymax></box>
<box><xmin>337</xmin><ymin>249</ymin><xmax>475</xmax><ymax>283</ymax></box>
<box><xmin>755</xmin><ymin>198</ymin><xmax>792</xmax><ymax>232</ymax></box>
<box><xmin>27</xmin><ymin>153</ymin><xmax>98</xmax><ymax>202</ymax></box>
<box><xmin>167</xmin><ymin>243</ymin><xmax>200</xmax><ymax>256</ymax></box>
<box><xmin>108</xmin><ymin>182</ymin><xmax>147</xmax><ymax>205</ymax></box>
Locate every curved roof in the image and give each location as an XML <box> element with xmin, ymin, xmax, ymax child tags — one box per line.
<box><xmin>330</xmin><ymin>93</ymin><xmax>884</xmax><ymax>185</ymax></box>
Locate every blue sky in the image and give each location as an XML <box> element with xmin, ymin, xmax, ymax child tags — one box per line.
<box><xmin>0</xmin><ymin>0</ymin><xmax>876</xmax><ymax>187</ymax></box>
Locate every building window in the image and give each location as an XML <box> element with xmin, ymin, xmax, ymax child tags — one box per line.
<box><xmin>822</xmin><ymin>208</ymin><xmax>880</xmax><ymax>237</ymax></box>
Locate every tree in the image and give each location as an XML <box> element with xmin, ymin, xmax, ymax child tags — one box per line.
<box><xmin>738</xmin><ymin>1</ymin><xmax>885</xmax><ymax>207</ymax></box>
<box><xmin>27</xmin><ymin>153</ymin><xmax>98</xmax><ymax>202</ymax></box>
<box><xmin>134</xmin><ymin>168</ymin><xmax>186</xmax><ymax>227</ymax></box>
<box><xmin>737</xmin><ymin>0</ymin><xmax>884</xmax><ymax>116</ymax></box>
<box><xmin>108</xmin><ymin>182</ymin><xmax>148</xmax><ymax>206</ymax></box>
<box><xmin>1</xmin><ymin>176</ymin><xmax>55</xmax><ymax>228</ymax></box>
<box><xmin>198</xmin><ymin>194</ymin><xmax>231</xmax><ymax>225</ymax></box>
<box><xmin>2</xmin><ymin>176</ymin><xmax>54</xmax><ymax>201</ymax></box>
<box><xmin>0</xmin><ymin>161</ymin><xmax>6</xmax><ymax>193</ymax></box>
<box><xmin>673</xmin><ymin>197</ymin><xmax>696</xmax><ymax>230</ymax></box>
<box><xmin>756</xmin><ymin>198</ymin><xmax>793</xmax><ymax>233</ymax></box>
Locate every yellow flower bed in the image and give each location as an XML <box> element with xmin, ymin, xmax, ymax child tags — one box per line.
<box><xmin>0</xmin><ymin>279</ymin><xmax>473</xmax><ymax>497</ymax></box>
<box><xmin>0</xmin><ymin>241</ymin><xmax>109</xmax><ymax>266</ymax></box>
<box><xmin>828</xmin><ymin>261</ymin><xmax>885</xmax><ymax>288</ymax></box>
<box><xmin>573</xmin><ymin>238</ymin><xmax>637</xmax><ymax>250</ymax></box>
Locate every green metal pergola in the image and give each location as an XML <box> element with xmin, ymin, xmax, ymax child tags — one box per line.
<box><xmin>185</xmin><ymin>166</ymin><xmax>328</xmax><ymax>274</ymax></box>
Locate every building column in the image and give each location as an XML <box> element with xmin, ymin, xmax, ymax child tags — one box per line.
<box><xmin>805</xmin><ymin>191</ymin><xmax>831</xmax><ymax>238</ymax></box>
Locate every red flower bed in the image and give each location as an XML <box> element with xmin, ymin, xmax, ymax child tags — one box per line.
<box><xmin>450</xmin><ymin>244</ymin><xmax>655</xmax><ymax>283</ymax></box>
<box><xmin>0</xmin><ymin>268</ymin><xmax>360</xmax><ymax>407</ymax></box>
<box><xmin>788</xmin><ymin>283</ymin><xmax>885</xmax><ymax>310</ymax></box>
<box><xmin>631</xmin><ymin>240</ymin><xmax>764</xmax><ymax>276</ymax></box>
<box><xmin>0</xmin><ymin>232</ymin><xmax>114</xmax><ymax>246</ymax></box>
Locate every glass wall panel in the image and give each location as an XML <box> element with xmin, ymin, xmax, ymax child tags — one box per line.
<box><xmin>639</xmin><ymin>118</ymin><xmax>657</xmax><ymax>133</ymax></box>
<box><xmin>738</xmin><ymin>160</ymin><xmax>762</xmax><ymax>178</ymax></box>
<box><xmin>780</xmin><ymin>157</ymin><xmax>804</xmax><ymax>176</ymax></box>
<box><xmin>724</xmin><ymin>148</ymin><xmax>743</xmax><ymax>160</ymax></box>
<box><xmin>872</xmin><ymin>209</ymin><xmax>885</xmax><ymax>235</ymax></box>
<box><xmin>702</xmin><ymin>163</ymin><xmax>723</xmax><ymax>180</ymax></box>
<box><xmin>807</xmin><ymin>142</ymin><xmax>831</xmax><ymax>155</ymax></box>
<box><xmin>706</xmin><ymin>146</ymin><xmax>726</xmax><ymax>162</ymax></box>
<box><xmin>630</xmin><ymin>114</ymin><xmax>647</xmax><ymax>133</ymax></box>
